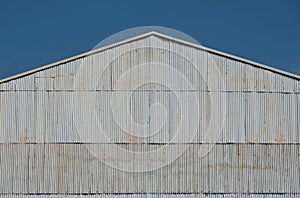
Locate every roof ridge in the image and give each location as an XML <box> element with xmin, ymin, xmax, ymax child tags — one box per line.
<box><xmin>1</xmin><ymin>31</ymin><xmax>299</xmax><ymax>84</ymax></box>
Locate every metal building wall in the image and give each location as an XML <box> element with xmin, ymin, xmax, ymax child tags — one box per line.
<box><xmin>0</xmin><ymin>34</ymin><xmax>299</xmax><ymax>197</ymax></box>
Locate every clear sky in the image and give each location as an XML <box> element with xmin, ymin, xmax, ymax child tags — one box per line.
<box><xmin>0</xmin><ymin>0</ymin><xmax>299</xmax><ymax>79</ymax></box>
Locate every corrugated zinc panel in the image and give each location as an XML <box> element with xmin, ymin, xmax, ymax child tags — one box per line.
<box><xmin>0</xmin><ymin>34</ymin><xmax>299</xmax><ymax>197</ymax></box>
<box><xmin>0</xmin><ymin>143</ymin><xmax>299</xmax><ymax>194</ymax></box>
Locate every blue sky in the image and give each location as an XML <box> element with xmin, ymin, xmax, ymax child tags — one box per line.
<box><xmin>0</xmin><ymin>0</ymin><xmax>299</xmax><ymax>79</ymax></box>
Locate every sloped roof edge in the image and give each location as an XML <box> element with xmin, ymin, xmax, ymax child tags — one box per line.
<box><xmin>1</xmin><ymin>31</ymin><xmax>299</xmax><ymax>84</ymax></box>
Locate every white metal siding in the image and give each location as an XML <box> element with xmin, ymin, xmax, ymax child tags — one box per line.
<box><xmin>0</xmin><ymin>35</ymin><xmax>299</xmax><ymax>197</ymax></box>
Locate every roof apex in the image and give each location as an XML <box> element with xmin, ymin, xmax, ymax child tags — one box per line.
<box><xmin>1</xmin><ymin>31</ymin><xmax>299</xmax><ymax>83</ymax></box>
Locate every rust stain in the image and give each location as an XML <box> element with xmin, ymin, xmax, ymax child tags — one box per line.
<box><xmin>32</xmin><ymin>152</ymin><xmax>36</xmax><ymax>170</ymax></box>
<box><xmin>19</xmin><ymin>128</ymin><xmax>29</xmax><ymax>143</ymax></box>
<box><xmin>254</xmin><ymin>80</ymin><xmax>258</xmax><ymax>90</ymax></box>
<box><xmin>176</xmin><ymin>112</ymin><xmax>180</xmax><ymax>120</ymax></box>
<box><xmin>278</xmin><ymin>132</ymin><xmax>285</xmax><ymax>143</ymax></box>
<box><xmin>242</xmin><ymin>76</ymin><xmax>246</xmax><ymax>84</ymax></box>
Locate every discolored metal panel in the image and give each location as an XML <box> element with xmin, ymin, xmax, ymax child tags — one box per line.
<box><xmin>0</xmin><ymin>33</ymin><xmax>299</xmax><ymax>197</ymax></box>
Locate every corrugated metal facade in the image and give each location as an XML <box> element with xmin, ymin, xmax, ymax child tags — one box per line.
<box><xmin>0</xmin><ymin>33</ymin><xmax>299</xmax><ymax>197</ymax></box>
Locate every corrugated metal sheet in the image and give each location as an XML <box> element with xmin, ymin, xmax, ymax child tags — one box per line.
<box><xmin>0</xmin><ymin>36</ymin><xmax>298</xmax><ymax>92</ymax></box>
<box><xmin>0</xmin><ymin>34</ymin><xmax>299</xmax><ymax>197</ymax></box>
<box><xmin>0</xmin><ymin>91</ymin><xmax>298</xmax><ymax>143</ymax></box>
<box><xmin>1</xmin><ymin>195</ymin><xmax>300</xmax><ymax>198</ymax></box>
<box><xmin>0</xmin><ymin>144</ymin><xmax>299</xmax><ymax>194</ymax></box>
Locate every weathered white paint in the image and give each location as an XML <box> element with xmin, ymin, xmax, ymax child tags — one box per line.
<box><xmin>0</xmin><ymin>33</ymin><xmax>299</xmax><ymax>196</ymax></box>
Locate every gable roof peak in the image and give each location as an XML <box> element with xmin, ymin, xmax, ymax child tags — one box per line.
<box><xmin>1</xmin><ymin>31</ymin><xmax>299</xmax><ymax>84</ymax></box>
